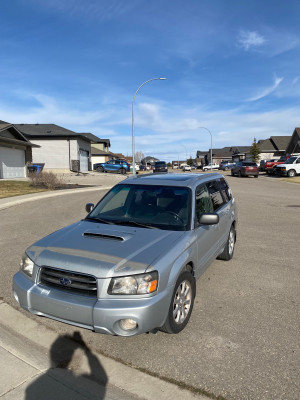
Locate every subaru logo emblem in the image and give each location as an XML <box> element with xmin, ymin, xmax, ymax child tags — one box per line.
<box><xmin>60</xmin><ymin>277</ymin><xmax>72</xmax><ymax>286</ymax></box>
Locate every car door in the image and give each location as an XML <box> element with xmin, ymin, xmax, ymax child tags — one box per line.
<box><xmin>105</xmin><ymin>160</ymin><xmax>115</xmax><ymax>171</ymax></box>
<box><xmin>194</xmin><ymin>183</ymin><xmax>220</xmax><ymax>278</ymax></box>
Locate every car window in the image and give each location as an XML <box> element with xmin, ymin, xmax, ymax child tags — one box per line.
<box><xmin>219</xmin><ymin>178</ymin><xmax>232</xmax><ymax>203</ymax></box>
<box><xmin>89</xmin><ymin>184</ymin><xmax>191</xmax><ymax>231</ymax></box>
<box><xmin>195</xmin><ymin>184</ymin><xmax>214</xmax><ymax>220</ymax></box>
<box><xmin>206</xmin><ymin>181</ymin><xmax>225</xmax><ymax>211</ymax></box>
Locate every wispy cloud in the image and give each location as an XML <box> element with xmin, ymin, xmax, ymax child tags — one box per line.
<box><xmin>237</xmin><ymin>30</ymin><xmax>266</xmax><ymax>51</ymax></box>
<box><xmin>246</xmin><ymin>76</ymin><xmax>283</xmax><ymax>102</ymax></box>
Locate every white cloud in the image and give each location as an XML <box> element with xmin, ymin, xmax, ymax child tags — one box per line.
<box><xmin>246</xmin><ymin>76</ymin><xmax>283</xmax><ymax>102</ymax></box>
<box><xmin>237</xmin><ymin>30</ymin><xmax>266</xmax><ymax>51</ymax></box>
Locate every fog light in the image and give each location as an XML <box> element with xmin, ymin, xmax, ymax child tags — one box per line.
<box><xmin>119</xmin><ymin>318</ymin><xmax>137</xmax><ymax>331</ymax></box>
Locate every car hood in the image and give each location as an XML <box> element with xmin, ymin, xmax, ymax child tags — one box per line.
<box><xmin>26</xmin><ymin>220</ymin><xmax>185</xmax><ymax>278</ymax></box>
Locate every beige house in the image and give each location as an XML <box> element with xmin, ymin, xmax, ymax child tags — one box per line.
<box><xmin>0</xmin><ymin>121</ymin><xmax>37</xmax><ymax>179</ymax></box>
<box><xmin>15</xmin><ymin>124</ymin><xmax>93</xmax><ymax>173</ymax></box>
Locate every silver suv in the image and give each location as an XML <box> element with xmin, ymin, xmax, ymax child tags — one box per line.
<box><xmin>13</xmin><ymin>173</ymin><xmax>237</xmax><ymax>336</ymax></box>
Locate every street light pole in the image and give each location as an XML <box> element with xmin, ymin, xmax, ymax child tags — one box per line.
<box><xmin>198</xmin><ymin>127</ymin><xmax>213</xmax><ymax>171</ymax></box>
<box><xmin>132</xmin><ymin>77</ymin><xmax>166</xmax><ymax>176</ymax></box>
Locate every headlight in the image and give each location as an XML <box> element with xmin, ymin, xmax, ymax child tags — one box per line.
<box><xmin>20</xmin><ymin>253</ymin><xmax>34</xmax><ymax>277</ymax></box>
<box><xmin>108</xmin><ymin>271</ymin><xmax>158</xmax><ymax>295</ymax></box>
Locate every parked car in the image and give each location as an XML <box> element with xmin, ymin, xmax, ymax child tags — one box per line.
<box><xmin>219</xmin><ymin>161</ymin><xmax>236</xmax><ymax>171</ymax></box>
<box><xmin>231</xmin><ymin>161</ymin><xmax>259</xmax><ymax>177</ymax></box>
<box><xmin>139</xmin><ymin>165</ymin><xmax>147</xmax><ymax>171</ymax></box>
<box><xmin>203</xmin><ymin>163</ymin><xmax>220</xmax><ymax>171</ymax></box>
<box><xmin>265</xmin><ymin>156</ymin><xmax>290</xmax><ymax>175</ymax></box>
<box><xmin>93</xmin><ymin>159</ymin><xmax>130</xmax><ymax>174</ymax></box>
<box><xmin>275</xmin><ymin>155</ymin><xmax>300</xmax><ymax>177</ymax></box>
<box><xmin>13</xmin><ymin>173</ymin><xmax>237</xmax><ymax>336</ymax></box>
<box><xmin>153</xmin><ymin>161</ymin><xmax>168</xmax><ymax>173</ymax></box>
<box><xmin>183</xmin><ymin>165</ymin><xmax>192</xmax><ymax>171</ymax></box>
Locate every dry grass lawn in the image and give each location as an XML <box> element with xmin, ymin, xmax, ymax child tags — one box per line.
<box><xmin>0</xmin><ymin>181</ymin><xmax>48</xmax><ymax>199</ymax></box>
<box><xmin>280</xmin><ymin>176</ymin><xmax>300</xmax><ymax>184</ymax></box>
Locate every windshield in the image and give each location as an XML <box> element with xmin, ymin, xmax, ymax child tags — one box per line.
<box><xmin>285</xmin><ymin>157</ymin><xmax>297</xmax><ymax>164</ymax></box>
<box><xmin>87</xmin><ymin>184</ymin><xmax>191</xmax><ymax>231</ymax></box>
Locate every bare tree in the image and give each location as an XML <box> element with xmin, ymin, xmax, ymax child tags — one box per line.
<box><xmin>135</xmin><ymin>151</ymin><xmax>145</xmax><ymax>163</ymax></box>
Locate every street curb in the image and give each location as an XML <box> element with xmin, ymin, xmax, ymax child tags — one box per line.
<box><xmin>0</xmin><ymin>302</ymin><xmax>209</xmax><ymax>400</ymax></box>
<box><xmin>0</xmin><ymin>186</ymin><xmax>112</xmax><ymax>211</ymax></box>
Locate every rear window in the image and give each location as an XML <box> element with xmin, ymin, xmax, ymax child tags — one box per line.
<box><xmin>242</xmin><ymin>162</ymin><xmax>257</xmax><ymax>166</ymax></box>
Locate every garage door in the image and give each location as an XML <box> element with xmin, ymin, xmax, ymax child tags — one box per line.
<box><xmin>79</xmin><ymin>150</ymin><xmax>89</xmax><ymax>172</ymax></box>
<box><xmin>0</xmin><ymin>147</ymin><xmax>26</xmax><ymax>179</ymax></box>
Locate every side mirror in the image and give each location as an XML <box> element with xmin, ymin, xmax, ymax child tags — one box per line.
<box><xmin>85</xmin><ymin>203</ymin><xmax>94</xmax><ymax>213</ymax></box>
<box><xmin>198</xmin><ymin>213</ymin><xmax>219</xmax><ymax>225</ymax></box>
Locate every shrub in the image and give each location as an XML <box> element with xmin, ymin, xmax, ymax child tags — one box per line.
<box><xmin>29</xmin><ymin>171</ymin><xmax>65</xmax><ymax>190</ymax></box>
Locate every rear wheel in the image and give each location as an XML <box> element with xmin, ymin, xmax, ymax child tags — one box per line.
<box><xmin>217</xmin><ymin>225</ymin><xmax>236</xmax><ymax>261</ymax></box>
<box><xmin>238</xmin><ymin>171</ymin><xmax>242</xmax><ymax>177</ymax></box>
<box><xmin>254</xmin><ymin>175</ymin><xmax>258</xmax><ymax>178</ymax></box>
<box><xmin>120</xmin><ymin>167</ymin><xmax>126</xmax><ymax>175</ymax></box>
<box><xmin>161</xmin><ymin>271</ymin><xmax>195</xmax><ymax>334</ymax></box>
<box><xmin>231</xmin><ymin>170</ymin><xmax>234</xmax><ymax>176</ymax></box>
<box><xmin>287</xmin><ymin>169</ymin><xmax>296</xmax><ymax>177</ymax></box>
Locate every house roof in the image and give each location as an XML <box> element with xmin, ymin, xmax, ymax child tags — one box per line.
<box><xmin>14</xmin><ymin>124</ymin><xmax>91</xmax><ymax>142</ymax></box>
<box><xmin>0</xmin><ymin>123</ymin><xmax>38</xmax><ymax>147</ymax></box>
<box><xmin>80</xmin><ymin>132</ymin><xmax>111</xmax><ymax>146</ymax></box>
<box><xmin>91</xmin><ymin>147</ymin><xmax>114</xmax><ymax>156</ymax></box>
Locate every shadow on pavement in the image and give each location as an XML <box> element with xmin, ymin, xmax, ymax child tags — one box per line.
<box><xmin>25</xmin><ymin>331</ymin><xmax>108</xmax><ymax>400</ymax></box>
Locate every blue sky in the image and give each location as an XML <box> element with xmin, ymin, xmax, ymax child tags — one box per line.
<box><xmin>1</xmin><ymin>0</ymin><xmax>300</xmax><ymax>161</ymax></box>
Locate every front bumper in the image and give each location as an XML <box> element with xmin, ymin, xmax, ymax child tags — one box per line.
<box><xmin>13</xmin><ymin>271</ymin><xmax>173</xmax><ymax>336</ymax></box>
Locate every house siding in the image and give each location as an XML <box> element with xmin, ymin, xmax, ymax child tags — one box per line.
<box><xmin>31</xmin><ymin>139</ymin><xmax>70</xmax><ymax>169</ymax></box>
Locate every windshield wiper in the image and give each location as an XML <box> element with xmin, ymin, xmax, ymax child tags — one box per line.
<box><xmin>85</xmin><ymin>217</ymin><xmax>115</xmax><ymax>225</ymax></box>
<box><xmin>113</xmin><ymin>220</ymin><xmax>159</xmax><ymax>229</ymax></box>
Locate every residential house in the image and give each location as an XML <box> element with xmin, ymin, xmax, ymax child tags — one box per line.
<box><xmin>286</xmin><ymin>128</ymin><xmax>300</xmax><ymax>155</ymax></box>
<box><xmin>0</xmin><ymin>121</ymin><xmax>38</xmax><ymax>179</ymax></box>
<box><xmin>258</xmin><ymin>136</ymin><xmax>291</xmax><ymax>161</ymax></box>
<box><xmin>197</xmin><ymin>146</ymin><xmax>251</xmax><ymax>165</ymax></box>
<box><xmin>15</xmin><ymin>124</ymin><xmax>93</xmax><ymax>173</ymax></box>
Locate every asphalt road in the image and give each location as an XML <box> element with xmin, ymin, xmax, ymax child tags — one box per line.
<box><xmin>1</xmin><ymin>173</ymin><xmax>299</xmax><ymax>400</ymax></box>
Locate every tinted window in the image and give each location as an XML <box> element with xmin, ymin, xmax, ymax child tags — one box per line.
<box><xmin>242</xmin><ymin>162</ymin><xmax>256</xmax><ymax>166</ymax></box>
<box><xmin>219</xmin><ymin>178</ymin><xmax>232</xmax><ymax>203</ymax></box>
<box><xmin>206</xmin><ymin>181</ymin><xmax>224</xmax><ymax>211</ymax></box>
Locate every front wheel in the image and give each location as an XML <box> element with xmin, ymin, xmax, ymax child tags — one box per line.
<box><xmin>161</xmin><ymin>271</ymin><xmax>195</xmax><ymax>334</ymax></box>
<box><xmin>287</xmin><ymin>169</ymin><xmax>296</xmax><ymax>178</ymax></box>
<box><xmin>97</xmin><ymin>166</ymin><xmax>104</xmax><ymax>173</ymax></box>
<box><xmin>120</xmin><ymin>167</ymin><xmax>126</xmax><ymax>175</ymax></box>
<box><xmin>217</xmin><ymin>225</ymin><xmax>236</xmax><ymax>261</ymax></box>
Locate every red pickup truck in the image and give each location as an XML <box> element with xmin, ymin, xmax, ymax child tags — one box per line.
<box><xmin>265</xmin><ymin>156</ymin><xmax>291</xmax><ymax>174</ymax></box>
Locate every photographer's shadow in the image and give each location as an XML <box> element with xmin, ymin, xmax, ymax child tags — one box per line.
<box><xmin>26</xmin><ymin>331</ymin><xmax>108</xmax><ymax>400</ymax></box>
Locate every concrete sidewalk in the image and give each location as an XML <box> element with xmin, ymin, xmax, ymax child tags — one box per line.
<box><xmin>0</xmin><ymin>301</ymin><xmax>207</xmax><ymax>400</ymax></box>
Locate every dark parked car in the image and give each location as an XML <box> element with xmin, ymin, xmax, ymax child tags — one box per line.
<box><xmin>219</xmin><ymin>161</ymin><xmax>236</xmax><ymax>170</ymax></box>
<box><xmin>93</xmin><ymin>159</ymin><xmax>130</xmax><ymax>174</ymax></box>
<box><xmin>153</xmin><ymin>161</ymin><xmax>168</xmax><ymax>173</ymax></box>
<box><xmin>231</xmin><ymin>161</ymin><xmax>259</xmax><ymax>177</ymax></box>
<box><xmin>139</xmin><ymin>165</ymin><xmax>147</xmax><ymax>171</ymax></box>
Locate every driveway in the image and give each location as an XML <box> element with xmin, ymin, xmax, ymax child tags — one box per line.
<box><xmin>1</xmin><ymin>173</ymin><xmax>299</xmax><ymax>400</ymax></box>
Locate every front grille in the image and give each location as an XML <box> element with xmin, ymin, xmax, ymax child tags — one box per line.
<box><xmin>40</xmin><ymin>267</ymin><xmax>97</xmax><ymax>297</ymax></box>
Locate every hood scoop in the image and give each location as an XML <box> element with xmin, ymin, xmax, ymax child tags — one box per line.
<box><xmin>83</xmin><ymin>232</ymin><xmax>125</xmax><ymax>241</ymax></box>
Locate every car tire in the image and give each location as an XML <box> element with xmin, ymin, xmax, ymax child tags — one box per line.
<box><xmin>254</xmin><ymin>175</ymin><xmax>258</xmax><ymax>178</ymax></box>
<box><xmin>161</xmin><ymin>271</ymin><xmax>195</xmax><ymax>334</ymax></box>
<box><xmin>231</xmin><ymin>170</ymin><xmax>234</xmax><ymax>176</ymax></box>
<box><xmin>224</xmin><ymin>167</ymin><xmax>229</xmax><ymax>170</ymax></box>
<box><xmin>217</xmin><ymin>225</ymin><xmax>236</xmax><ymax>261</ymax></box>
<box><xmin>120</xmin><ymin>167</ymin><xmax>126</xmax><ymax>175</ymax></box>
<box><xmin>97</xmin><ymin>166</ymin><xmax>104</xmax><ymax>173</ymax></box>
<box><xmin>238</xmin><ymin>171</ymin><xmax>242</xmax><ymax>177</ymax></box>
<box><xmin>287</xmin><ymin>169</ymin><xmax>296</xmax><ymax>178</ymax></box>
